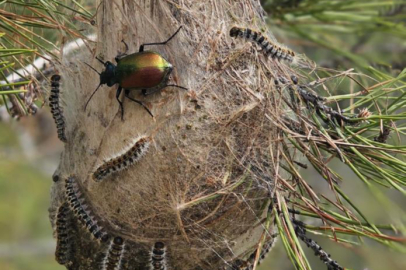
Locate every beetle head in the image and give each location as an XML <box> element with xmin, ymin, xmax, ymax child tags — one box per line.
<box><xmin>100</xmin><ymin>61</ymin><xmax>116</xmax><ymax>87</ymax></box>
<box><xmin>83</xmin><ymin>58</ymin><xmax>117</xmax><ymax>111</ymax></box>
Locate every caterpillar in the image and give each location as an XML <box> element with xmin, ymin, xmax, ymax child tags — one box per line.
<box><xmin>293</xmin><ymin>220</ymin><xmax>344</xmax><ymax>270</ymax></box>
<box><xmin>230</xmin><ymin>238</ymin><xmax>276</xmax><ymax>270</ymax></box>
<box><xmin>93</xmin><ymin>136</ymin><xmax>151</xmax><ymax>182</ymax></box>
<box><xmin>290</xmin><ymin>76</ymin><xmax>352</xmax><ymax>125</ymax></box>
<box><xmin>49</xmin><ymin>74</ymin><xmax>67</xmax><ymax>143</ymax></box>
<box><xmin>102</xmin><ymin>236</ymin><xmax>126</xmax><ymax>270</ymax></box>
<box><xmin>65</xmin><ymin>176</ymin><xmax>110</xmax><ymax>242</ymax></box>
<box><xmin>229</xmin><ymin>259</ymin><xmax>249</xmax><ymax>270</ymax></box>
<box><xmin>374</xmin><ymin>123</ymin><xmax>392</xmax><ymax>143</ymax></box>
<box><xmin>150</xmin><ymin>241</ymin><xmax>167</xmax><ymax>270</ymax></box>
<box><xmin>229</xmin><ymin>26</ymin><xmax>296</xmax><ymax>63</ymax></box>
<box><xmin>55</xmin><ymin>202</ymin><xmax>72</xmax><ymax>265</ymax></box>
<box><xmin>257</xmin><ymin>240</ymin><xmax>275</xmax><ymax>265</ymax></box>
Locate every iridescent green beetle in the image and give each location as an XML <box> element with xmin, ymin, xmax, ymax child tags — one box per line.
<box><xmin>84</xmin><ymin>26</ymin><xmax>187</xmax><ymax>119</ymax></box>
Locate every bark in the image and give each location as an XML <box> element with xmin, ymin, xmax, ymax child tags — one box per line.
<box><xmin>50</xmin><ymin>0</ymin><xmax>289</xmax><ymax>269</ymax></box>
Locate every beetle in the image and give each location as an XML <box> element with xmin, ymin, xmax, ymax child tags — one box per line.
<box><xmin>84</xmin><ymin>26</ymin><xmax>187</xmax><ymax>119</ymax></box>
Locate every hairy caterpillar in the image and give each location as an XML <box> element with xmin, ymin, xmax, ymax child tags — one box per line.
<box><xmin>230</xmin><ymin>239</ymin><xmax>276</xmax><ymax>270</ymax></box>
<box><xmin>257</xmin><ymin>240</ymin><xmax>275</xmax><ymax>265</ymax></box>
<box><xmin>102</xmin><ymin>236</ymin><xmax>125</xmax><ymax>270</ymax></box>
<box><xmin>150</xmin><ymin>241</ymin><xmax>167</xmax><ymax>270</ymax></box>
<box><xmin>93</xmin><ymin>136</ymin><xmax>151</xmax><ymax>182</ymax></box>
<box><xmin>290</xmin><ymin>76</ymin><xmax>352</xmax><ymax>125</ymax></box>
<box><xmin>293</xmin><ymin>220</ymin><xmax>344</xmax><ymax>270</ymax></box>
<box><xmin>65</xmin><ymin>176</ymin><xmax>110</xmax><ymax>242</ymax></box>
<box><xmin>229</xmin><ymin>26</ymin><xmax>296</xmax><ymax>63</ymax></box>
<box><xmin>374</xmin><ymin>123</ymin><xmax>393</xmax><ymax>143</ymax></box>
<box><xmin>49</xmin><ymin>74</ymin><xmax>67</xmax><ymax>142</ymax></box>
<box><xmin>55</xmin><ymin>202</ymin><xmax>72</xmax><ymax>265</ymax></box>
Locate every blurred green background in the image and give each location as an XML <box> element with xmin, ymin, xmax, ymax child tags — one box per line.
<box><xmin>0</xmin><ymin>117</ymin><xmax>64</xmax><ymax>270</ymax></box>
<box><xmin>1</xmin><ymin>0</ymin><xmax>406</xmax><ymax>269</ymax></box>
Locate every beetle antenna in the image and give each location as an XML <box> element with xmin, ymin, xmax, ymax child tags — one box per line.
<box><xmin>84</xmin><ymin>84</ymin><xmax>102</xmax><ymax>111</ymax></box>
<box><xmin>166</xmin><ymin>84</ymin><xmax>188</xmax><ymax>91</ymax></box>
<box><xmin>96</xmin><ymin>56</ymin><xmax>106</xmax><ymax>65</ymax></box>
<box><xmin>83</xmin><ymin>62</ymin><xmax>101</xmax><ymax>75</ymax></box>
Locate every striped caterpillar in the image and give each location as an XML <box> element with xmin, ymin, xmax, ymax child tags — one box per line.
<box><xmin>230</xmin><ymin>239</ymin><xmax>276</xmax><ymax>270</ymax></box>
<box><xmin>49</xmin><ymin>74</ymin><xmax>67</xmax><ymax>143</ymax></box>
<box><xmin>55</xmin><ymin>202</ymin><xmax>72</xmax><ymax>265</ymax></box>
<box><xmin>256</xmin><ymin>240</ymin><xmax>275</xmax><ymax>265</ymax></box>
<box><xmin>102</xmin><ymin>236</ymin><xmax>126</xmax><ymax>270</ymax></box>
<box><xmin>374</xmin><ymin>123</ymin><xmax>392</xmax><ymax>143</ymax></box>
<box><xmin>290</xmin><ymin>76</ymin><xmax>352</xmax><ymax>125</ymax></box>
<box><xmin>65</xmin><ymin>176</ymin><xmax>110</xmax><ymax>242</ymax></box>
<box><xmin>150</xmin><ymin>242</ymin><xmax>167</xmax><ymax>270</ymax></box>
<box><xmin>293</xmin><ymin>220</ymin><xmax>344</xmax><ymax>270</ymax></box>
<box><xmin>93</xmin><ymin>136</ymin><xmax>151</xmax><ymax>182</ymax></box>
<box><xmin>229</xmin><ymin>26</ymin><xmax>296</xmax><ymax>63</ymax></box>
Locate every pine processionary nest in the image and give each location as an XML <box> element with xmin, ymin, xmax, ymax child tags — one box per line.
<box><xmin>49</xmin><ymin>1</ymin><xmax>313</xmax><ymax>269</ymax></box>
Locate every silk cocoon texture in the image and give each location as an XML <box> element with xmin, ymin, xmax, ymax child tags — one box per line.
<box><xmin>49</xmin><ymin>0</ymin><xmax>303</xmax><ymax>269</ymax></box>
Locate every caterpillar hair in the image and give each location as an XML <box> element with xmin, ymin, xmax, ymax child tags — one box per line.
<box><xmin>229</xmin><ymin>259</ymin><xmax>249</xmax><ymax>270</ymax></box>
<box><xmin>290</xmin><ymin>76</ymin><xmax>352</xmax><ymax>125</ymax></box>
<box><xmin>150</xmin><ymin>241</ymin><xmax>167</xmax><ymax>270</ymax></box>
<box><xmin>374</xmin><ymin>123</ymin><xmax>392</xmax><ymax>143</ymax></box>
<box><xmin>293</xmin><ymin>220</ymin><xmax>344</xmax><ymax>270</ymax></box>
<box><xmin>229</xmin><ymin>26</ymin><xmax>296</xmax><ymax>63</ymax></box>
<box><xmin>65</xmin><ymin>176</ymin><xmax>110</xmax><ymax>242</ymax></box>
<box><xmin>49</xmin><ymin>74</ymin><xmax>67</xmax><ymax>143</ymax></box>
<box><xmin>55</xmin><ymin>202</ymin><xmax>72</xmax><ymax>265</ymax></box>
<box><xmin>93</xmin><ymin>136</ymin><xmax>151</xmax><ymax>182</ymax></box>
<box><xmin>255</xmin><ymin>240</ymin><xmax>275</xmax><ymax>266</ymax></box>
<box><xmin>229</xmin><ymin>238</ymin><xmax>276</xmax><ymax>270</ymax></box>
<box><xmin>102</xmin><ymin>236</ymin><xmax>125</xmax><ymax>270</ymax></box>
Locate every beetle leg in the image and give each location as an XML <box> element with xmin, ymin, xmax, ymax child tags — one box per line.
<box><xmin>116</xmin><ymin>86</ymin><xmax>125</xmax><ymax>121</ymax></box>
<box><xmin>139</xmin><ymin>26</ymin><xmax>182</xmax><ymax>52</ymax></box>
<box><xmin>96</xmin><ymin>56</ymin><xmax>106</xmax><ymax>65</ymax></box>
<box><xmin>165</xmin><ymin>84</ymin><xmax>188</xmax><ymax>91</ymax></box>
<box><xmin>121</xmin><ymin>40</ymin><xmax>129</xmax><ymax>54</ymax></box>
<box><xmin>124</xmin><ymin>89</ymin><xmax>154</xmax><ymax>118</ymax></box>
<box><xmin>115</xmin><ymin>40</ymin><xmax>130</xmax><ymax>62</ymax></box>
